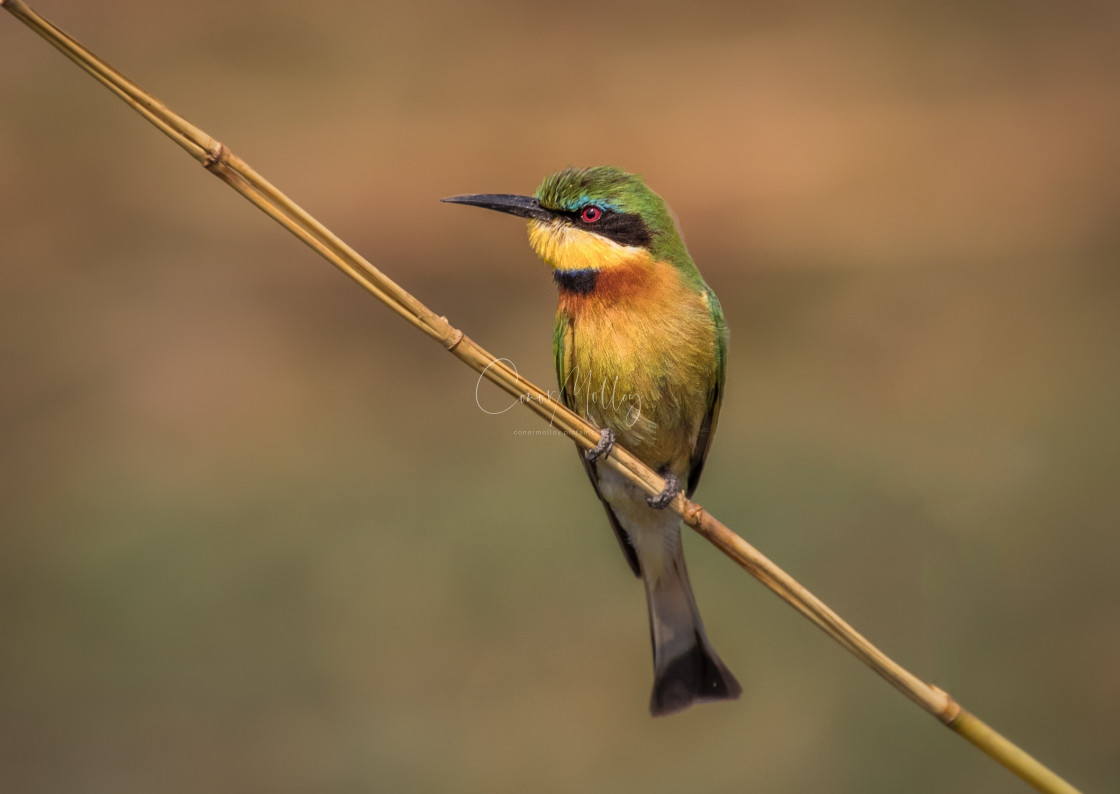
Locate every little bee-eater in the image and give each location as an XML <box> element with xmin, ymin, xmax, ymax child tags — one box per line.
<box><xmin>444</xmin><ymin>166</ymin><xmax>739</xmax><ymax>716</ymax></box>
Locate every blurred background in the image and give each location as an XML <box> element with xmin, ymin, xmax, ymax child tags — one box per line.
<box><xmin>2</xmin><ymin>1</ymin><xmax>1118</xmax><ymax>791</ymax></box>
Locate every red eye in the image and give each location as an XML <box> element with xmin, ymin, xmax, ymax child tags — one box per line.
<box><xmin>581</xmin><ymin>206</ymin><xmax>602</xmax><ymax>223</ymax></box>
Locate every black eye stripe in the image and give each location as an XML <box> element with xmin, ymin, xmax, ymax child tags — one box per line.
<box><xmin>560</xmin><ymin>208</ymin><xmax>652</xmax><ymax>248</ymax></box>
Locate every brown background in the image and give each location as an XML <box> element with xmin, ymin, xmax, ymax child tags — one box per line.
<box><xmin>2</xmin><ymin>1</ymin><xmax>1118</xmax><ymax>791</ymax></box>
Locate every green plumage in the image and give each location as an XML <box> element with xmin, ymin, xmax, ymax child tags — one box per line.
<box><xmin>540</xmin><ymin>167</ymin><xmax>738</xmax><ymax>715</ymax></box>
<box><xmin>541</xmin><ymin>167</ymin><xmax>727</xmax><ymax>489</ymax></box>
<box><xmin>445</xmin><ymin>166</ymin><xmax>739</xmax><ymax>715</ymax></box>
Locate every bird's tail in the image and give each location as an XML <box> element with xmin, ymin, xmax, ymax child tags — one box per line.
<box><xmin>644</xmin><ymin>547</ymin><xmax>741</xmax><ymax>717</ymax></box>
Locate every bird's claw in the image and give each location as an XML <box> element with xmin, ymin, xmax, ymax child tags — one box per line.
<box><xmin>585</xmin><ymin>428</ymin><xmax>615</xmax><ymax>463</ymax></box>
<box><xmin>646</xmin><ymin>472</ymin><xmax>679</xmax><ymax>510</ymax></box>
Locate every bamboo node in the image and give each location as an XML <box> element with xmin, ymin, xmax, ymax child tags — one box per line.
<box><xmin>443</xmin><ymin>327</ymin><xmax>465</xmax><ymax>351</ymax></box>
<box><xmin>684</xmin><ymin>501</ymin><xmax>705</xmax><ymax>526</ymax></box>
<box><xmin>929</xmin><ymin>684</ymin><xmax>963</xmax><ymax>725</ymax></box>
<box><xmin>203</xmin><ymin>141</ymin><xmax>228</xmax><ymax>172</ymax></box>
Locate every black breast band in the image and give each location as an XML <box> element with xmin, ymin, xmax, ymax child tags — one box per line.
<box><xmin>553</xmin><ymin>268</ymin><xmax>599</xmax><ymax>295</ymax></box>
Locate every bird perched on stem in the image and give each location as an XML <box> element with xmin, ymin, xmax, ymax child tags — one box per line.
<box><xmin>444</xmin><ymin>166</ymin><xmax>739</xmax><ymax>716</ymax></box>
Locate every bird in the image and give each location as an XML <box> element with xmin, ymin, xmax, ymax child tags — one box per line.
<box><xmin>443</xmin><ymin>166</ymin><xmax>739</xmax><ymax>716</ymax></box>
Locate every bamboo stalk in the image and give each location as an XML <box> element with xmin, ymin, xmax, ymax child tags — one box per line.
<box><xmin>0</xmin><ymin>3</ymin><xmax>1083</xmax><ymax>792</ymax></box>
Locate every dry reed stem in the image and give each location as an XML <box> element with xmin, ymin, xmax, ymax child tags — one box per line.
<box><xmin>0</xmin><ymin>2</ymin><xmax>1083</xmax><ymax>792</ymax></box>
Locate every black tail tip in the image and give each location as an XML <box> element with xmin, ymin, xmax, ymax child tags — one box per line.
<box><xmin>650</xmin><ymin>645</ymin><xmax>742</xmax><ymax>717</ymax></box>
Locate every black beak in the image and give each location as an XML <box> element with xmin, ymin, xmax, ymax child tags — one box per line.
<box><xmin>441</xmin><ymin>193</ymin><xmax>554</xmax><ymax>221</ymax></box>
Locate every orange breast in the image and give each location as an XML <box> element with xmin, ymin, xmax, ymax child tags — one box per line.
<box><xmin>558</xmin><ymin>259</ymin><xmax>718</xmax><ymax>473</ymax></box>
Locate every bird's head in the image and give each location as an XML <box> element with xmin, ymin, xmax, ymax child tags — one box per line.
<box><xmin>443</xmin><ymin>166</ymin><xmax>692</xmax><ymax>275</ymax></box>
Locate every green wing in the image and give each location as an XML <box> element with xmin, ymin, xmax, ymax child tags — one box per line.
<box><xmin>686</xmin><ymin>286</ymin><xmax>727</xmax><ymax>498</ymax></box>
<box><xmin>555</xmin><ymin>312</ymin><xmax>642</xmax><ymax>577</ymax></box>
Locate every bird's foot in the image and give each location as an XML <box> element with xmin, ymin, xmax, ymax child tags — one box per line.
<box><xmin>584</xmin><ymin>428</ymin><xmax>615</xmax><ymax>463</ymax></box>
<box><xmin>646</xmin><ymin>471</ymin><xmax>680</xmax><ymax>510</ymax></box>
